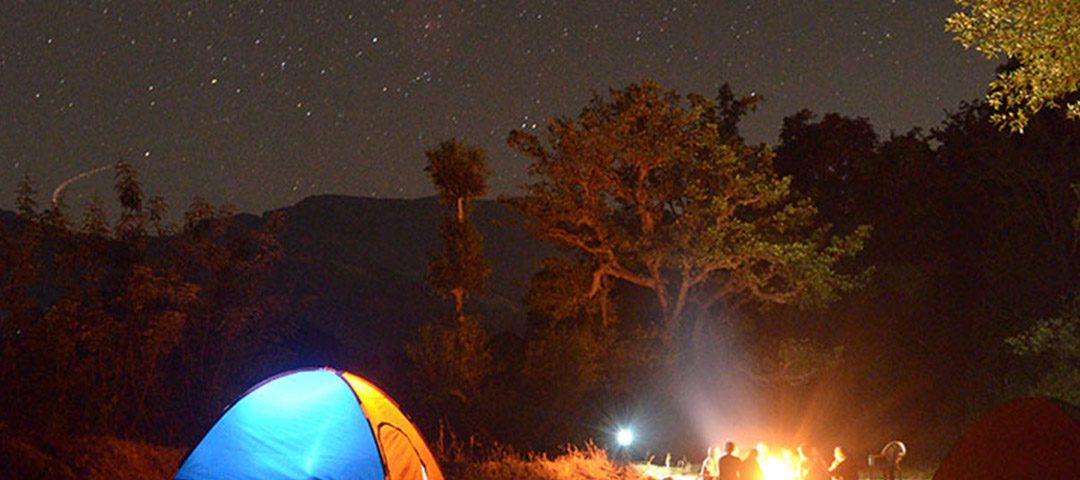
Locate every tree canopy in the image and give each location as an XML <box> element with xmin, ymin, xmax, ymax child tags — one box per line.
<box><xmin>775</xmin><ymin>110</ymin><xmax>879</xmax><ymax>227</ymax></box>
<box><xmin>508</xmin><ymin>81</ymin><xmax>869</xmax><ymax>347</ymax></box>
<box><xmin>947</xmin><ymin>0</ymin><xmax>1080</xmax><ymax>131</ymax></box>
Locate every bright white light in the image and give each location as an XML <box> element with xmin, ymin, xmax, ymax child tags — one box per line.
<box><xmin>616</xmin><ymin>428</ymin><xmax>634</xmax><ymax>447</ymax></box>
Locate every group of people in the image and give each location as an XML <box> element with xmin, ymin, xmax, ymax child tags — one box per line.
<box><xmin>697</xmin><ymin>442</ymin><xmax>744</xmax><ymax>480</ymax></box>
<box><xmin>698</xmin><ymin>442</ymin><xmax>859</xmax><ymax>480</ymax></box>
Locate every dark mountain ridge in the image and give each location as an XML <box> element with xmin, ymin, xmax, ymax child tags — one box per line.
<box><xmin>261</xmin><ymin>194</ymin><xmax>549</xmax><ymax>372</ymax></box>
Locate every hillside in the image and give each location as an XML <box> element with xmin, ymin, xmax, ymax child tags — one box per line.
<box><xmin>258</xmin><ymin>195</ymin><xmax>553</xmax><ymax>388</ymax></box>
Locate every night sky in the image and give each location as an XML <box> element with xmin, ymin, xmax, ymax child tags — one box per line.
<box><xmin>1</xmin><ymin>1</ymin><xmax>996</xmax><ymax>215</ymax></box>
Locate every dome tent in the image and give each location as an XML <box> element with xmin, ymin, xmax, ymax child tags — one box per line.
<box><xmin>175</xmin><ymin>368</ymin><xmax>443</xmax><ymax>480</ymax></box>
<box><xmin>933</xmin><ymin>396</ymin><xmax>1080</xmax><ymax>480</ymax></box>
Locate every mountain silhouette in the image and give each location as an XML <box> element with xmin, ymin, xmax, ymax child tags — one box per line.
<box><xmin>252</xmin><ymin>195</ymin><xmax>552</xmax><ymax>377</ymax></box>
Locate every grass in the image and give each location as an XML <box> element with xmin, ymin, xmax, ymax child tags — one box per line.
<box><xmin>0</xmin><ymin>425</ymin><xmax>184</xmax><ymax>480</ymax></box>
<box><xmin>0</xmin><ymin>420</ymin><xmax>939</xmax><ymax>480</ymax></box>
<box><xmin>434</xmin><ymin>433</ymin><xmax>942</xmax><ymax>480</ymax></box>
<box><xmin>443</xmin><ymin>441</ymin><xmax>646</xmax><ymax>480</ymax></box>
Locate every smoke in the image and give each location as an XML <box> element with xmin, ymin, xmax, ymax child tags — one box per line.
<box><xmin>51</xmin><ymin>163</ymin><xmax>114</xmax><ymax>207</ymax></box>
<box><xmin>670</xmin><ymin>315</ymin><xmax>770</xmax><ymax>452</ymax></box>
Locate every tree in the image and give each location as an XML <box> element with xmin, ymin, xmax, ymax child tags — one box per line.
<box><xmin>0</xmin><ymin>163</ymin><xmax>287</xmax><ymax>440</ymax></box>
<box><xmin>775</xmin><ymin>110</ymin><xmax>879</xmax><ymax>228</ymax></box>
<box><xmin>166</xmin><ymin>197</ymin><xmax>287</xmax><ymax>441</ymax></box>
<box><xmin>424</xmin><ymin>139</ymin><xmax>491</xmax><ymax>321</ymax></box>
<box><xmin>0</xmin><ymin>176</ymin><xmax>47</xmax><ymax>427</ymax></box>
<box><xmin>518</xmin><ymin>256</ymin><xmax>662</xmax><ymax>449</ymax></box>
<box><xmin>745</xmin><ymin>337</ymin><xmax>843</xmax><ymax>387</ymax></box>
<box><xmin>408</xmin><ymin>139</ymin><xmax>493</xmax><ymax>435</ymax></box>
<box><xmin>507</xmin><ymin>81</ymin><xmax>868</xmax><ymax>355</ymax></box>
<box><xmin>1007</xmin><ymin>294</ymin><xmax>1080</xmax><ymax>405</ymax></box>
<box><xmin>932</xmin><ymin>102</ymin><xmax>1080</xmax><ymax>318</ymax></box>
<box><xmin>947</xmin><ymin>0</ymin><xmax>1080</xmax><ymax>132</ymax></box>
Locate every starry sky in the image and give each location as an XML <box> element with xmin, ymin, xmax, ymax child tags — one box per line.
<box><xmin>1</xmin><ymin>1</ymin><xmax>996</xmax><ymax>215</ymax></box>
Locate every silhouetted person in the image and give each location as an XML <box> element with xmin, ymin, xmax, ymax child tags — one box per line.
<box><xmin>717</xmin><ymin>441</ymin><xmax>741</xmax><ymax>480</ymax></box>
<box><xmin>741</xmin><ymin>448</ymin><xmax>764</xmax><ymax>480</ymax></box>
<box><xmin>797</xmin><ymin>444</ymin><xmax>812</xmax><ymax>480</ymax></box>
<box><xmin>798</xmin><ymin>445</ymin><xmax>829</xmax><ymax>480</ymax></box>
<box><xmin>701</xmin><ymin>446</ymin><xmax>720</xmax><ymax>480</ymax></box>
<box><xmin>828</xmin><ymin>446</ymin><xmax>858</xmax><ymax>480</ymax></box>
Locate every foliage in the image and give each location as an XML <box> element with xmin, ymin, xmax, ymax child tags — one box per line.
<box><xmin>409</xmin><ymin>314</ymin><xmax>493</xmax><ymax>406</ymax></box>
<box><xmin>427</xmin><ymin>217</ymin><xmax>489</xmax><ymax>308</ymax></box>
<box><xmin>426</xmin><ymin>138</ymin><xmax>490</xmax><ymax>214</ymax></box>
<box><xmin>410</xmin><ymin>138</ymin><xmax>494</xmax><ymax>438</ymax></box>
<box><xmin>508</xmin><ymin>81</ymin><xmax>869</xmax><ymax>349</ymax></box>
<box><xmin>526</xmin><ymin>257</ymin><xmax>607</xmax><ymax>324</ymax></box>
<box><xmin>947</xmin><ymin>0</ymin><xmax>1080</xmax><ymax>132</ymax></box>
<box><xmin>0</xmin><ymin>163</ymin><xmax>286</xmax><ymax>442</ymax></box>
<box><xmin>520</xmin><ymin>320</ymin><xmax>661</xmax><ymax>448</ymax></box>
<box><xmin>744</xmin><ymin>337</ymin><xmax>843</xmax><ymax>387</ymax></box>
<box><xmin>517</xmin><ymin>254</ymin><xmax>663</xmax><ymax>449</ymax></box>
<box><xmin>165</xmin><ymin>198</ymin><xmax>288</xmax><ymax>440</ymax></box>
<box><xmin>458</xmin><ymin>442</ymin><xmax>644</xmax><ymax>480</ymax></box>
<box><xmin>1007</xmin><ymin>295</ymin><xmax>1080</xmax><ymax>405</ymax></box>
<box><xmin>775</xmin><ymin>110</ymin><xmax>879</xmax><ymax>227</ymax></box>
<box><xmin>932</xmin><ymin>102</ymin><xmax>1080</xmax><ymax>319</ymax></box>
<box><xmin>767</xmin><ymin>102</ymin><xmax>1080</xmax><ymax>444</ymax></box>
<box><xmin>423</xmin><ymin>138</ymin><xmax>492</xmax><ymax>317</ymax></box>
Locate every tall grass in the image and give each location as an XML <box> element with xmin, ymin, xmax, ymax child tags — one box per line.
<box><xmin>439</xmin><ymin>437</ymin><xmax>645</xmax><ymax>480</ymax></box>
<box><xmin>0</xmin><ymin>424</ymin><xmax>183</xmax><ymax>480</ymax></box>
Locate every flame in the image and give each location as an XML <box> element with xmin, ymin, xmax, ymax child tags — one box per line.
<box><xmin>759</xmin><ymin>444</ymin><xmax>800</xmax><ymax>480</ymax></box>
<box><xmin>631</xmin><ymin>442</ymin><xmax>803</xmax><ymax>480</ymax></box>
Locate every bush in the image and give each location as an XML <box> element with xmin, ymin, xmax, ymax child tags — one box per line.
<box><xmin>0</xmin><ymin>427</ymin><xmax>183</xmax><ymax>480</ymax></box>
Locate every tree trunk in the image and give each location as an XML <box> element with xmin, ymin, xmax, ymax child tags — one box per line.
<box><xmin>598</xmin><ymin>276</ymin><xmax>613</xmax><ymax>327</ymax></box>
<box><xmin>453</xmin><ymin>196</ymin><xmax>467</xmax><ymax>324</ymax></box>
<box><xmin>674</xmin><ymin>301</ymin><xmax>707</xmax><ymax>371</ymax></box>
<box><xmin>452</xmin><ymin>287</ymin><xmax>465</xmax><ymax>324</ymax></box>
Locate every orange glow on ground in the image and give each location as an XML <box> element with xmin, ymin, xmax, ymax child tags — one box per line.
<box><xmin>632</xmin><ymin>442</ymin><xmax>802</xmax><ymax>480</ymax></box>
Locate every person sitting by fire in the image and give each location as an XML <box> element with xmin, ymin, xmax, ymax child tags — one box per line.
<box><xmin>741</xmin><ymin>448</ymin><xmax>764</xmax><ymax>480</ymax></box>
<box><xmin>700</xmin><ymin>446</ymin><xmax>720</xmax><ymax>480</ymax></box>
<box><xmin>717</xmin><ymin>441</ymin><xmax>741</xmax><ymax>480</ymax></box>
<box><xmin>827</xmin><ymin>446</ymin><xmax>859</xmax><ymax>480</ymax></box>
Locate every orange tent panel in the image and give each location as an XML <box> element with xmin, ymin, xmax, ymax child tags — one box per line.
<box><xmin>343</xmin><ymin>372</ymin><xmax>444</xmax><ymax>480</ymax></box>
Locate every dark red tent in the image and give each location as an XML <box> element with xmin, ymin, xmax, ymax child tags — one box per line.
<box><xmin>934</xmin><ymin>397</ymin><xmax>1080</xmax><ymax>480</ymax></box>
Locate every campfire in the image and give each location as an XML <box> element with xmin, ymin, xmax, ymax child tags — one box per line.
<box><xmin>632</xmin><ymin>441</ymin><xmax>801</xmax><ymax>480</ymax></box>
<box><xmin>755</xmin><ymin>443</ymin><xmax>801</xmax><ymax>480</ymax></box>
<box><xmin>633</xmin><ymin>439</ymin><xmax>906</xmax><ymax>480</ymax></box>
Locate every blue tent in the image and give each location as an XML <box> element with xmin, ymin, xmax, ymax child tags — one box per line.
<box><xmin>175</xmin><ymin>368</ymin><xmax>443</xmax><ymax>480</ymax></box>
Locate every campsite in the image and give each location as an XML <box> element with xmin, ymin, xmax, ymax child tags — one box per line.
<box><xmin>2</xmin><ymin>1</ymin><xmax>1080</xmax><ymax>479</ymax></box>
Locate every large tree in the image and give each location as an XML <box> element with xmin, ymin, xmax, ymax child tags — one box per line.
<box><xmin>507</xmin><ymin>81</ymin><xmax>868</xmax><ymax>352</ymax></box>
<box><xmin>947</xmin><ymin>0</ymin><xmax>1080</xmax><ymax>132</ymax></box>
